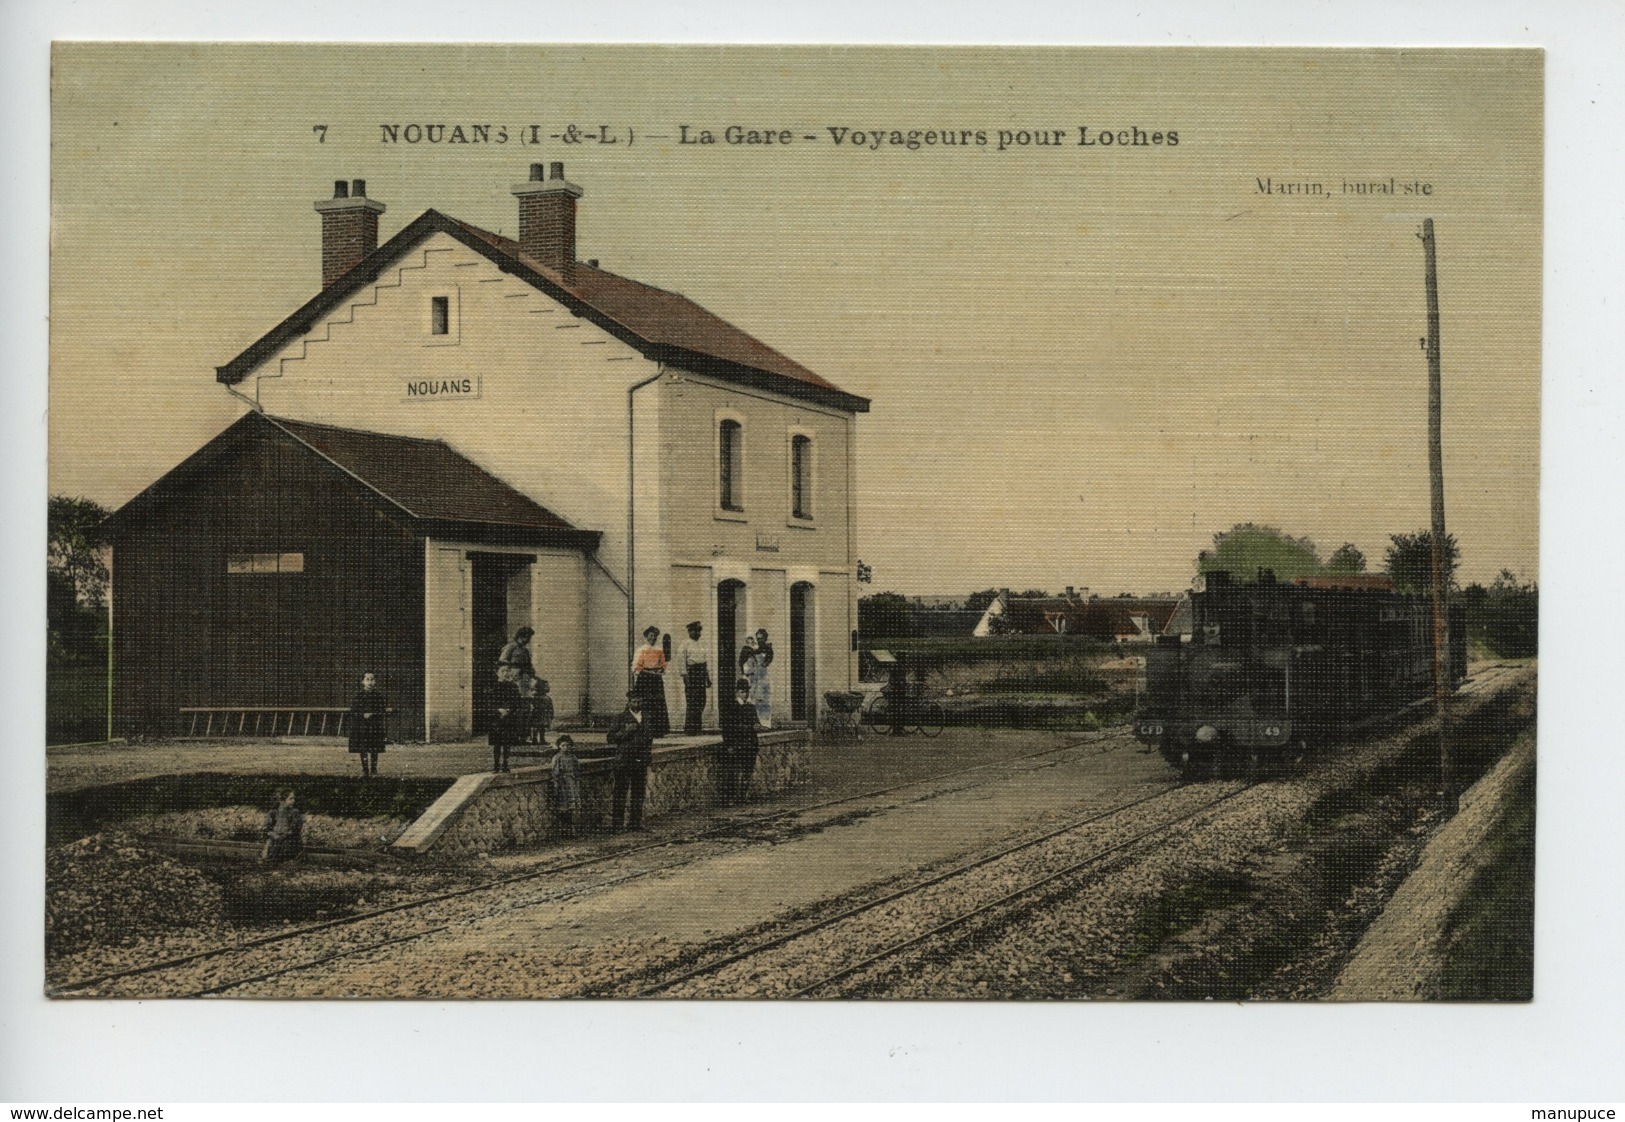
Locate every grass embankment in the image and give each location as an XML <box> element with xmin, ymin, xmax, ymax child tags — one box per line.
<box><xmin>1438</xmin><ymin>761</ymin><xmax>1535</xmax><ymax>1000</ymax></box>
<box><xmin>1119</xmin><ymin>678</ymin><xmax>1536</xmax><ymax>999</ymax></box>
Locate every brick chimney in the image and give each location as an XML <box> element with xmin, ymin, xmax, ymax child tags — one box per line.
<box><xmin>512</xmin><ymin>162</ymin><xmax>583</xmax><ymax>280</ymax></box>
<box><xmin>313</xmin><ymin>179</ymin><xmax>385</xmax><ymax>288</ymax></box>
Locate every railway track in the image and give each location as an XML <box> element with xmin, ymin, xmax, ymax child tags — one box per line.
<box><xmin>612</xmin><ymin>779</ymin><xmax>1255</xmax><ymax>999</ymax></box>
<box><xmin>55</xmin><ymin>666</ymin><xmax>1526</xmax><ymax>998</ymax></box>
<box><xmin>52</xmin><ymin>728</ymin><xmax>1134</xmax><ymax>997</ymax></box>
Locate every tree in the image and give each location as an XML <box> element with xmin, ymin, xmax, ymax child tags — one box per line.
<box><xmin>1384</xmin><ymin>530</ymin><xmax>1460</xmax><ymax>594</ymax></box>
<box><xmin>1467</xmin><ymin>570</ymin><xmax>1538</xmax><ymax>658</ymax></box>
<box><xmin>1325</xmin><ymin>542</ymin><xmax>1368</xmax><ymax>574</ymax></box>
<box><xmin>858</xmin><ymin>592</ymin><xmax>921</xmax><ymax>641</ymax></box>
<box><xmin>1197</xmin><ymin>523</ymin><xmax>1323</xmax><ymax>582</ymax></box>
<box><xmin>48</xmin><ymin>495</ymin><xmax>111</xmax><ymax>608</ymax></box>
<box><xmin>964</xmin><ymin>589</ymin><xmax>1001</xmax><ymax>615</ymax></box>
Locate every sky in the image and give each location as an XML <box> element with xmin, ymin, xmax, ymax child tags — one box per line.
<box><xmin>49</xmin><ymin>44</ymin><xmax>1541</xmax><ymax>595</ymax></box>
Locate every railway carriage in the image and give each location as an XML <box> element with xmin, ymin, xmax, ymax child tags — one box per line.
<box><xmin>1135</xmin><ymin>570</ymin><xmax>1466</xmax><ymax>777</ymax></box>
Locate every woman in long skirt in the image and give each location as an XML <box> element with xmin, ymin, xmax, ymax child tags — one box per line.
<box><xmin>631</xmin><ymin>625</ymin><xmax>671</xmax><ymax>738</ymax></box>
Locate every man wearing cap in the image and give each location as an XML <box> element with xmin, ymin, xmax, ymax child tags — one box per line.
<box><xmin>677</xmin><ymin>620</ymin><xmax>711</xmax><ymax>735</ymax></box>
<box><xmin>606</xmin><ymin>691</ymin><xmax>655</xmax><ymax>832</ymax></box>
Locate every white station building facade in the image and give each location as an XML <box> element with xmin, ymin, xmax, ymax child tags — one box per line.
<box><xmin>109</xmin><ymin>165</ymin><xmax>869</xmax><ymax>740</ymax></box>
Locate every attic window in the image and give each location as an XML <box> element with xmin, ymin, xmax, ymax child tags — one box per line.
<box><xmin>430</xmin><ymin>296</ymin><xmax>450</xmax><ymax>335</ymax></box>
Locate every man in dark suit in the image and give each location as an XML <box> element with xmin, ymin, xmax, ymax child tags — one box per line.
<box><xmin>718</xmin><ymin>677</ymin><xmax>761</xmax><ymax>806</ymax></box>
<box><xmin>607</xmin><ymin>691</ymin><xmax>655</xmax><ymax>832</ymax></box>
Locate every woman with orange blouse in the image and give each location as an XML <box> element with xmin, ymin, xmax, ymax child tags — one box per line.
<box><xmin>631</xmin><ymin>625</ymin><xmax>672</xmax><ymax>737</ymax></box>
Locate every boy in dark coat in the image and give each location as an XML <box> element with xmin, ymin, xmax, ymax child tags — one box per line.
<box><xmin>490</xmin><ymin>663</ymin><xmax>522</xmax><ymax>773</ymax></box>
<box><xmin>347</xmin><ymin>672</ymin><xmax>388</xmax><ymax>777</ymax></box>
<box><xmin>719</xmin><ymin>677</ymin><xmax>761</xmax><ymax>805</ymax></box>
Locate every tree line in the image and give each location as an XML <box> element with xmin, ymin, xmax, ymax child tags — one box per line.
<box><xmin>860</xmin><ymin>523</ymin><xmax>1536</xmax><ymax>658</ymax></box>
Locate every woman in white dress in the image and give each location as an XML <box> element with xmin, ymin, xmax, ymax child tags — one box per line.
<box><xmin>739</xmin><ymin>629</ymin><xmax>774</xmax><ymax>728</ymax></box>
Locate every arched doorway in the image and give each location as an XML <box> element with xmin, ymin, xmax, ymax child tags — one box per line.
<box><xmin>469</xmin><ymin>551</ymin><xmax>534</xmax><ymax>734</ymax></box>
<box><xmin>716</xmin><ymin>579</ymin><xmax>746</xmax><ymax>693</ymax></box>
<box><xmin>790</xmin><ymin>581</ymin><xmax>816</xmax><ymax>723</ymax></box>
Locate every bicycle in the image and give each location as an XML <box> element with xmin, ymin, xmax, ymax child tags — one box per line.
<box><xmin>862</xmin><ymin>690</ymin><xmax>945</xmax><ymax>738</ymax></box>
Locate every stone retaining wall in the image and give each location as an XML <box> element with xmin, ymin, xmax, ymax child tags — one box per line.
<box><xmin>391</xmin><ymin>731</ymin><xmax>809</xmax><ymax>858</ymax></box>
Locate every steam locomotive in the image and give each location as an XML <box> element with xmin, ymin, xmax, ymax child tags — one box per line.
<box><xmin>1134</xmin><ymin>570</ymin><xmax>1466</xmax><ymax>778</ymax></box>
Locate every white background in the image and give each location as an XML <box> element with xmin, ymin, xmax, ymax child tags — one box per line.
<box><xmin>3</xmin><ymin>0</ymin><xmax>1621</xmax><ymax>1105</ymax></box>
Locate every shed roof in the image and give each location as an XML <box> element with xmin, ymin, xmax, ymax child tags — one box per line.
<box><xmin>217</xmin><ymin>210</ymin><xmax>870</xmax><ymax>414</ymax></box>
<box><xmin>107</xmin><ymin>411</ymin><xmax>599</xmax><ymax>550</ymax></box>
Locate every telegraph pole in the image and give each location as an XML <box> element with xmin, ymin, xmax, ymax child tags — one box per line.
<box><xmin>1420</xmin><ymin>218</ymin><xmax>1452</xmax><ymax>798</ymax></box>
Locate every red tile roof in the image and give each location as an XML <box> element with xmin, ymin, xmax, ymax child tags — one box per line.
<box><xmin>218</xmin><ymin>210</ymin><xmax>869</xmax><ymax>414</ymax></box>
<box><xmin>266</xmin><ymin>415</ymin><xmax>580</xmax><ymax>533</ymax></box>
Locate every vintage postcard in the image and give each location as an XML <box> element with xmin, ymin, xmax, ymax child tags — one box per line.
<box><xmin>46</xmin><ymin>44</ymin><xmax>1540</xmax><ymax>1003</ymax></box>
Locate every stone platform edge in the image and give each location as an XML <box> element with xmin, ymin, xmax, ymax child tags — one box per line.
<box><xmin>389</xmin><ymin>730</ymin><xmax>810</xmax><ymax>857</ymax></box>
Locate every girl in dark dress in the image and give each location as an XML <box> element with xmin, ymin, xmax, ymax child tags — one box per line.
<box><xmin>347</xmin><ymin>671</ymin><xmax>388</xmax><ymax>777</ymax></box>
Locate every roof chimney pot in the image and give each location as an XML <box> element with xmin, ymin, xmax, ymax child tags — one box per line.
<box><xmin>314</xmin><ymin>176</ymin><xmax>386</xmax><ymax>288</ymax></box>
<box><xmin>512</xmin><ymin>163</ymin><xmax>584</xmax><ymax>280</ymax></box>
<box><xmin>529</xmin><ymin>162</ymin><xmax>545</xmax><ymax>181</ymax></box>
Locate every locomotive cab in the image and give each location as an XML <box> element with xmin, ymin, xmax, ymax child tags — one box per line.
<box><xmin>1136</xmin><ymin>568</ymin><xmax>1457</xmax><ymax>779</ymax></box>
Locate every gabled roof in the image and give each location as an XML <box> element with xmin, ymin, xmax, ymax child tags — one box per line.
<box><xmin>107</xmin><ymin>411</ymin><xmax>600</xmax><ymax>550</ymax></box>
<box><xmin>217</xmin><ymin>209</ymin><xmax>870</xmax><ymax>414</ymax></box>
<box><xmin>976</xmin><ymin>593</ymin><xmax>1182</xmax><ymax>639</ymax></box>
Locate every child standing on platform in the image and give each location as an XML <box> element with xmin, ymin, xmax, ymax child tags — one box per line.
<box><xmin>490</xmin><ymin>663</ymin><xmax>521</xmax><ymax>773</ymax></box>
<box><xmin>550</xmin><ymin>735</ymin><xmax>583</xmax><ymax>838</ymax></box>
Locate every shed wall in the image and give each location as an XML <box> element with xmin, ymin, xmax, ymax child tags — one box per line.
<box><xmin>111</xmin><ymin>429</ymin><xmax>426</xmax><ymax>736</ymax></box>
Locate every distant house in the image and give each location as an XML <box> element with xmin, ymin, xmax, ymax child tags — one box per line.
<box><xmin>972</xmin><ymin>589</ymin><xmax>1179</xmax><ymax>641</ymax></box>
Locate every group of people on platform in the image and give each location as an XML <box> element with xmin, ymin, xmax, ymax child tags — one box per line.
<box><xmin>630</xmin><ymin>620</ymin><xmax>775</xmax><ymax>737</ymax></box>
<box><xmin>323</xmin><ymin>618</ymin><xmax>777</xmax><ymax>849</ymax></box>
<box><xmin>610</xmin><ymin>619</ymin><xmax>769</xmax><ymax>828</ymax></box>
<box><xmin>489</xmin><ymin>627</ymin><xmax>555</xmax><ymax>773</ymax></box>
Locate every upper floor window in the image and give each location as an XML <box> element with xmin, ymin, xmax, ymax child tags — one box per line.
<box><xmin>430</xmin><ymin>296</ymin><xmax>450</xmax><ymax>335</ymax></box>
<box><xmin>790</xmin><ymin>434</ymin><xmax>813</xmax><ymax>520</ymax></box>
<box><xmin>719</xmin><ymin>419</ymin><xmax>744</xmax><ymax>512</ymax></box>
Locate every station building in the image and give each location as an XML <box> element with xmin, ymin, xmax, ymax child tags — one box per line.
<box><xmin>107</xmin><ymin>165</ymin><xmax>870</xmax><ymax>740</ymax></box>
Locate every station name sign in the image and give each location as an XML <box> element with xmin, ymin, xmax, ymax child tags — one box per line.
<box><xmin>403</xmin><ymin>376</ymin><xmax>482</xmax><ymax>403</ymax></box>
